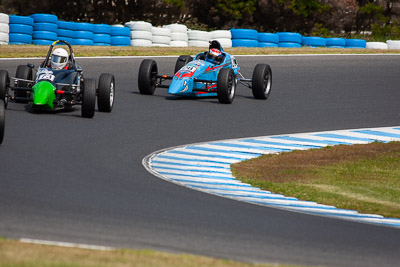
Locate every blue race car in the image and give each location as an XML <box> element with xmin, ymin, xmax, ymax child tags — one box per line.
<box><xmin>137</xmin><ymin>40</ymin><xmax>272</xmax><ymax>104</ymax></box>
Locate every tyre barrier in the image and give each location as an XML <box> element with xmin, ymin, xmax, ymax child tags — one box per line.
<box><xmin>277</xmin><ymin>32</ymin><xmax>302</xmax><ymax>43</ymax></box>
<box><xmin>31</xmin><ymin>13</ymin><xmax>58</xmax><ymax>45</ymax></box>
<box><xmin>165</xmin><ymin>24</ymin><xmax>188</xmax><ymax>47</ymax></box>
<box><xmin>71</xmin><ymin>22</ymin><xmax>94</xmax><ymax>46</ymax></box>
<box><xmin>386</xmin><ymin>40</ymin><xmax>400</xmax><ymax>49</ymax></box>
<box><xmin>278</xmin><ymin>42</ymin><xmax>302</xmax><ymax>48</ymax></box>
<box><xmin>232</xmin><ymin>39</ymin><xmax>258</xmax><ymax>47</ymax></box>
<box><xmin>302</xmin><ymin>36</ymin><xmax>326</xmax><ymax>47</ymax></box>
<box><xmin>211</xmin><ymin>30</ymin><xmax>232</xmax><ymax>48</ymax></box>
<box><xmin>152</xmin><ymin>27</ymin><xmax>171</xmax><ymax>46</ymax></box>
<box><xmin>325</xmin><ymin>37</ymin><xmax>346</xmax><ymax>48</ymax></box>
<box><xmin>57</xmin><ymin>21</ymin><xmax>75</xmax><ymax>45</ymax></box>
<box><xmin>125</xmin><ymin>21</ymin><xmax>152</xmax><ymax>47</ymax></box>
<box><xmin>8</xmin><ymin>15</ymin><xmax>33</xmax><ymax>44</ymax></box>
<box><xmin>0</xmin><ymin>13</ymin><xmax>9</xmax><ymax>45</ymax></box>
<box><xmin>111</xmin><ymin>26</ymin><xmax>130</xmax><ymax>46</ymax></box>
<box><xmin>345</xmin><ymin>39</ymin><xmax>366</xmax><ymax>48</ymax></box>
<box><xmin>258</xmin><ymin>33</ymin><xmax>279</xmax><ymax>44</ymax></box>
<box><xmin>366</xmin><ymin>42</ymin><xmax>388</xmax><ymax>50</ymax></box>
<box><xmin>258</xmin><ymin>42</ymin><xmax>279</xmax><ymax>48</ymax></box>
<box><xmin>188</xmin><ymin>30</ymin><xmax>211</xmax><ymax>47</ymax></box>
<box><xmin>231</xmin><ymin>29</ymin><xmax>258</xmax><ymax>47</ymax></box>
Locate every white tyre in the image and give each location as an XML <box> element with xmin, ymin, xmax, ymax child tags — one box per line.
<box><xmin>151</xmin><ymin>27</ymin><xmax>171</xmax><ymax>36</ymax></box>
<box><xmin>170</xmin><ymin>40</ymin><xmax>188</xmax><ymax>47</ymax></box>
<box><xmin>386</xmin><ymin>40</ymin><xmax>400</xmax><ymax>49</ymax></box>
<box><xmin>0</xmin><ymin>13</ymin><xmax>9</xmax><ymax>24</ymax></box>
<box><xmin>130</xmin><ymin>30</ymin><xmax>152</xmax><ymax>40</ymax></box>
<box><xmin>366</xmin><ymin>42</ymin><xmax>388</xmax><ymax>49</ymax></box>
<box><xmin>130</xmin><ymin>39</ymin><xmax>152</xmax><ymax>47</ymax></box>
<box><xmin>152</xmin><ymin>35</ymin><xmax>171</xmax><ymax>45</ymax></box>
<box><xmin>163</xmin><ymin>23</ymin><xmax>187</xmax><ymax>33</ymax></box>
<box><xmin>0</xmin><ymin>41</ymin><xmax>8</xmax><ymax>45</ymax></box>
<box><xmin>188</xmin><ymin>40</ymin><xmax>209</xmax><ymax>47</ymax></box>
<box><xmin>0</xmin><ymin>32</ymin><xmax>9</xmax><ymax>42</ymax></box>
<box><xmin>211</xmin><ymin>30</ymin><xmax>231</xmax><ymax>39</ymax></box>
<box><xmin>125</xmin><ymin>21</ymin><xmax>152</xmax><ymax>31</ymax></box>
<box><xmin>0</xmin><ymin>23</ymin><xmax>9</xmax><ymax>33</ymax></box>
<box><xmin>170</xmin><ymin>32</ymin><xmax>188</xmax><ymax>41</ymax></box>
<box><xmin>214</xmin><ymin>38</ymin><xmax>232</xmax><ymax>48</ymax></box>
<box><xmin>111</xmin><ymin>24</ymin><xmax>124</xmax><ymax>27</ymax></box>
<box><xmin>188</xmin><ymin>30</ymin><xmax>211</xmax><ymax>42</ymax></box>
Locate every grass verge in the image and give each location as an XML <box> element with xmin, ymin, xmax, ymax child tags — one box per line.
<box><xmin>1</xmin><ymin>45</ymin><xmax>400</xmax><ymax>58</ymax></box>
<box><xmin>231</xmin><ymin>142</ymin><xmax>400</xmax><ymax>219</ymax></box>
<box><xmin>0</xmin><ymin>238</ymin><xmax>301</xmax><ymax>267</ymax></box>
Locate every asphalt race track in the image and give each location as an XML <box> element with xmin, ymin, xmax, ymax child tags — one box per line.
<box><xmin>1</xmin><ymin>54</ymin><xmax>400</xmax><ymax>267</ymax></box>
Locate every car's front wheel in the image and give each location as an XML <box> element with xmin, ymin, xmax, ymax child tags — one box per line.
<box><xmin>217</xmin><ymin>68</ymin><xmax>236</xmax><ymax>104</ymax></box>
<box><xmin>15</xmin><ymin>65</ymin><xmax>33</xmax><ymax>103</ymax></box>
<box><xmin>252</xmin><ymin>64</ymin><xmax>272</xmax><ymax>100</ymax></box>
<box><xmin>0</xmin><ymin>70</ymin><xmax>9</xmax><ymax>108</ymax></box>
<box><xmin>97</xmin><ymin>73</ymin><xmax>115</xmax><ymax>112</ymax></box>
<box><xmin>174</xmin><ymin>55</ymin><xmax>193</xmax><ymax>74</ymax></box>
<box><xmin>138</xmin><ymin>59</ymin><xmax>158</xmax><ymax>95</ymax></box>
<box><xmin>82</xmin><ymin>78</ymin><xmax>96</xmax><ymax>118</ymax></box>
<box><xmin>0</xmin><ymin>100</ymin><xmax>5</xmax><ymax>144</ymax></box>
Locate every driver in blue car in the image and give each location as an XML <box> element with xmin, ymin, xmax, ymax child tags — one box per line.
<box><xmin>205</xmin><ymin>40</ymin><xmax>224</xmax><ymax>64</ymax></box>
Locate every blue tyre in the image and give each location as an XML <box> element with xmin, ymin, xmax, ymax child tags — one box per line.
<box><xmin>278</xmin><ymin>42</ymin><xmax>302</xmax><ymax>48</ymax></box>
<box><xmin>33</xmin><ymin>39</ymin><xmax>54</xmax><ymax>45</ymax></box>
<box><xmin>72</xmin><ymin>39</ymin><xmax>94</xmax><ymax>46</ymax></box>
<box><xmin>74</xmin><ymin>22</ymin><xmax>94</xmax><ymax>32</ymax></box>
<box><xmin>326</xmin><ymin>38</ymin><xmax>346</xmax><ymax>47</ymax></box>
<box><xmin>57</xmin><ymin>21</ymin><xmax>75</xmax><ymax>30</ymax></box>
<box><xmin>57</xmin><ymin>37</ymin><xmax>73</xmax><ymax>44</ymax></box>
<box><xmin>9</xmin><ymin>15</ymin><xmax>33</xmax><ymax>26</ymax></box>
<box><xmin>111</xmin><ymin>36</ymin><xmax>130</xmax><ymax>46</ymax></box>
<box><xmin>277</xmin><ymin>32</ymin><xmax>302</xmax><ymax>44</ymax></box>
<box><xmin>57</xmin><ymin>29</ymin><xmax>74</xmax><ymax>38</ymax></box>
<box><xmin>302</xmin><ymin>37</ymin><xmax>326</xmax><ymax>47</ymax></box>
<box><xmin>346</xmin><ymin>39</ymin><xmax>366</xmax><ymax>48</ymax></box>
<box><xmin>111</xmin><ymin>26</ymin><xmax>130</xmax><ymax>37</ymax></box>
<box><xmin>74</xmin><ymin>30</ymin><xmax>94</xmax><ymax>40</ymax></box>
<box><xmin>258</xmin><ymin>42</ymin><xmax>279</xmax><ymax>48</ymax></box>
<box><xmin>230</xmin><ymin>29</ymin><xmax>258</xmax><ymax>40</ymax></box>
<box><xmin>33</xmin><ymin>22</ymin><xmax>57</xmax><ymax>33</ymax></box>
<box><xmin>33</xmin><ymin>31</ymin><xmax>57</xmax><ymax>41</ymax></box>
<box><xmin>9</xmin><ymin>33</ymin><xmax>32</xmax><ymax>44</ymax></box>
<box><xmin>232</xmin><ymin>39</ymin><xmax>258</xmax><ymax>47</ymax></box>
<box><xmin>93</xmin><ymin>34</ymin><xmax>111</xmax><ymax>44</ymax></box>
<box><xmin>93</xmin><ymin>43</ymin><xmax>111</xmax><ymax>46</ymax></box>
<box><xmin>9</xmin><ymin>24</ymin><xmax>33</xmax><ymax>35</ymax></box>
<box><xmin>93</xmin><ymin>24</ymin><xmax>111</xmax><ymax>34</ymax></box>
<box><xmin>30</xmin><ymin>13</ymin><xmax>57</xmax><ymax>24</ymax></box>
<box><xmin>258</xmin><ymin>33</ymin><xmax>279</xmax><ymax>44</ymax></box>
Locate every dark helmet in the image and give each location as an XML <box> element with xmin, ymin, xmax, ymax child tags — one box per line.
<box><xmin>206</xmin><ymin>40</ymin><xmax>224</xmax><ymax>64</ymax></box>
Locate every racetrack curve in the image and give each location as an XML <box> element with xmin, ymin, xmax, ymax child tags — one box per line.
<box><xmin>1</xmin><ymin>54</ymin><xmax>400</xmax><ymax>267</ymax></box>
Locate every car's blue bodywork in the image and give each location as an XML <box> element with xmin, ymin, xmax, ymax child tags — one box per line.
<box><xmin>168</xmin><ymin>48</ymin><xmax>240</xmax><ymax>98</ymax></box>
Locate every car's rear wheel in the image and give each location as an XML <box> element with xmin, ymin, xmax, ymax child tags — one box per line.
<box><xmin>0</xmin><ymin>100</ymin><xmax>5</xmax><ymax>144</ymax></box>
<box><xmin>97</xmin><ymin>73</ymin><xmax>115</xmax><ymax>112</ymax></box>
<box><xmin>252</xmin><ymin>64</ymin><xmax>272</xmax><ymax>100</ymax></box>
<box><xmin>15</xmin><ymin>65</ymin><xmax>33</xmax><ymax>103</ymax></box>
<box><xmin>82</xmin><ymin>78</ymin><xmax>96</xmax><ymax>118</ymax></box>
<box><xmin>217</xmin><ymin>68</ymin><xmax>236</xmax><ymax>104</ymax></box>
<box><xmin>0</xmin><ymin>70</ymin><xmax>9</xmax><ymax>108</ymax></box>
<box><xmin>138</xmin><ymin>59</ymin><xmax>158</xmax><ymax>95</ymax></box>
<box><xmin>174</xmin><ymin>55</ymin><xmax>193</xmax><ymax>74</ymax></box>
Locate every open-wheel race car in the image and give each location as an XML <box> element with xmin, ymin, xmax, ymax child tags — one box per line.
<box><xmin>0</xmin><ymin>40</ymin><xmax>115</xmax><ymax>118</ymax></box>
<box><xmin>138</xmin><ymin>40</ymin><xmax>272</xmax><ymax>104</ymax></box>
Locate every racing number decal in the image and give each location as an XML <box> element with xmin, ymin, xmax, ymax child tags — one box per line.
<box><xmin>37</xmin><ymin>73</ymin><xmax>55</xmax><ymax>82</ymax></box>
<box><xmin>231</xmin><ymin>56</ymin><xmax>238</xmax><ymax>69</ymax></box>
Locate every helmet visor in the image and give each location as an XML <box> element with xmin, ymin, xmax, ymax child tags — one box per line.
<box><xmin>52</xmin><ymin>55</ymin><xmax>67</xmax><ymax>64</ymax></box>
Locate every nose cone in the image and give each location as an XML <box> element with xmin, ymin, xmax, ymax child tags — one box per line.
<box><xmin>168</xmin><ymin>77</ymin><xmax>193</xmax><ymax>96</ymax></box>
<box><xmin>31</xmin><ymin>81</ymin><xmax>56</xmax><ymax>109</ymax></box>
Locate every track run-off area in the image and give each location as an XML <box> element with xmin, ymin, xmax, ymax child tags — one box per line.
<box><xmin>1</xmin><ymin>54</ymin><xmax>400</xmax><ymax>267</ymax></box>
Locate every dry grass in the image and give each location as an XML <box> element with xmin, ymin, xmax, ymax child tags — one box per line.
<box><xmin>231</xmin><ymin>142</ymin><xmax>400</xmax><ymax>218</ymax></box>
<box><xmin>0</xmin><ymin>239</ymin><xmax>296</xmax><ymax>267</ymax></box>
<box><xmin>1</xmin><ymin>45</ymin><xmax>400</xmax><ymax>58</ymax></box>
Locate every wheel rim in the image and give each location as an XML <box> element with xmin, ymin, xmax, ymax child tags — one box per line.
<box><xmin>263</xmin><ymin>69</ymin><xmax>271</xmax><ymax>95</ymax></box>
<box><xmin>109</xmin><ymin>81</ymin><xmax>114</xmax><ymax>107</ymax></box>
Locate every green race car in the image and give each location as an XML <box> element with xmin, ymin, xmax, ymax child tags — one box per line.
<box><xmin>0</xmin><ymin>40</ymin><xmax>115</xmax><ymax>118</ymax></box>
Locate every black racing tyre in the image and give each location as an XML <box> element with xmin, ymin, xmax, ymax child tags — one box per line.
<box><xmin>217</xmin><ymin>68</ymin><xmax>236</xmax><ymax>104</ymax></box>
<box><xmin>0</xmin><ymin>100</ymin><xmax>4</xmax><ymax>144</ymax></box>
<box><xmin>252</xmin><ymin>64</ymin><xmax>272</xmax><ymax>100</ymax></box>
<box><xmin>138</xmin><ymin>59</ymin><xmax>158</xmax><ymax>95</ymax></box>
<box><xmin>82</xmin><ymin>78</ymin><xmax>96</xmax><ymax>118</ymax></box>
<box><xmin>15</xmin><ymin>64</ymin><xmax>33</xmax><ymax>103</ymax></box>
<box><xmin>174</xmin><ymin>55</ymin><xmax>193</xmax><ymax>74</ymax></box>
<box><xmin>0</xmin><ymin>70</ymin><xmax>9</xmax><ymax>108</ymax></box>
<box><xmin>97</xmin><ymin>73</ymin><xmax>115</xmax><ymax>112</ymax></box>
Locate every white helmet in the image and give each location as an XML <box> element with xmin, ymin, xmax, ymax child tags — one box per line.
<box><xmin>51</xmin><ymin>48</ymin><xmax>68</xmax><ymax>70</ymax></box>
